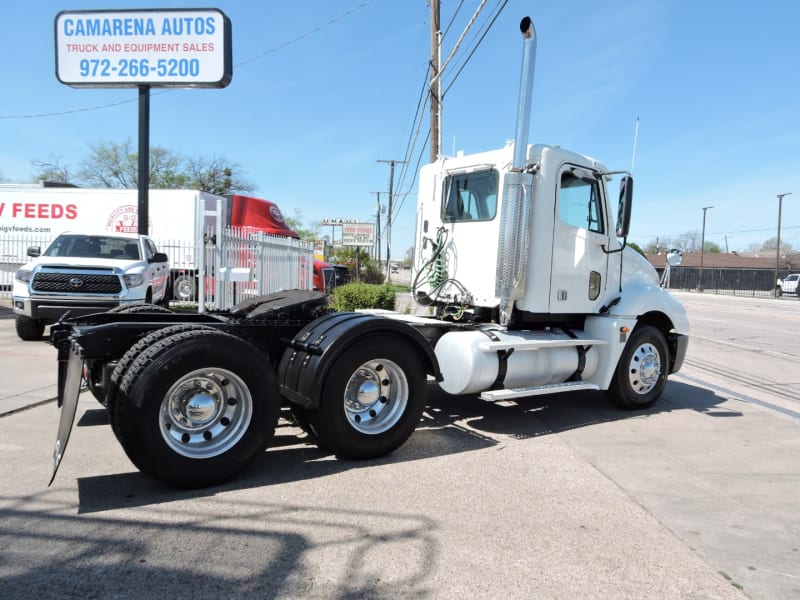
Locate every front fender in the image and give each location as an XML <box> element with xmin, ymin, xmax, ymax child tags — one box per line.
<box><xmin>608</xmin><ymin>280</ymin><xmax>690</xmax><ymax>335</ymax></box>
<box><xmin>278</xmin><ymin>312</ymin><xmax>440</xmax><ymax>409</ymax></box>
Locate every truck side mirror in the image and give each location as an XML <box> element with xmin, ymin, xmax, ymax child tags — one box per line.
<box><xmin>27</xmin><ymin>246</ymin><xmax>41</xmax><ymax>258</ymax></box>
<box><xmin>616</xmin><ymin>176</ymin><xmax>633</xmax><ymax>238</ymax></box>
<box><xmin>150</xmin><ymin>252</ymin><xmax>169</xmax><ymax>264</ymax></box>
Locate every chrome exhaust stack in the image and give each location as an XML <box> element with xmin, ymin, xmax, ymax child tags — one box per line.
<box><xmin>512</xmin><ymin>16</ymin><xmax>537</xmax><ymax>170</ymax></box>
<box><xmin>496</xmin><ymin>17</ymin><xmax>537</xmax><ymax>324</ymax></box>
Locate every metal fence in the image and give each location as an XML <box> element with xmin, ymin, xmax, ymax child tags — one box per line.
<box><xmin>660</xmin><ymin>267</ymin><xmax>798</xmax><ymax>299</ymax></box>
<box><xmin>0</xmin><ymin>228</ymin><xmax>314</xmax><ymax>311</ymax></box>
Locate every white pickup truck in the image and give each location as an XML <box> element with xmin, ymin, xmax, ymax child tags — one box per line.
<box><xmin>12</xmin><ymin>232</ymin><xmax>170</xmax><ymax>340</ymax></box>
<box><xmin>777</xmin><ymin>273</ymin><xmax>799</xmax><ymax>296</ymax></box>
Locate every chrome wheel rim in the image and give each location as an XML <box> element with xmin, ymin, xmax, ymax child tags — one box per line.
<box><xmin>174</xmin><ymin>279</ymin><xmax>194</xmax><ymax>301</ymax></box>
<box><xmin>627</xmin><ymin>342</ymin><xmax>662</xmax><ymax>395</ymax></box>
<box><xmin>343</xmin><ymin>358</ymin><xmax>408</xmax><ymax>435</ymax></box>
<box><xmin>159</xmin><ymin>368</ymin><xmax>252</xmax><ymax>458</ymax></box>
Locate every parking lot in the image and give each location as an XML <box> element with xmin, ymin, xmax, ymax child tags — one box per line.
<box><xmin>0</xmin><ymin>293</ymin><xmax>798</xmax><ymax>599</ymax></box>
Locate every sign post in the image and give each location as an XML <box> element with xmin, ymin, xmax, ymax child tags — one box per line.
<box><xmin>54</xmin><ymin>9</ymin><xmax>232</xmax><ymax>234</ymax></box>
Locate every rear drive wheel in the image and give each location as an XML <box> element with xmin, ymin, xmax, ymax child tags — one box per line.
<box><xmin>15</xmin><ymin>315</ymin><xmax>45</xmax><ymax>341</ymax></box>
<box><xmin>114</xmin><ymin>329</ymin><xmax>278</xmax><ymax>487</ymax></box>
<box><xmin>306</xmin><ymin>335</ymin><xmax>427</xmax><ymax>459</ymax></box>
<box><xmin>608</xmin><ymin>325</ymin><xmax>669</xmax><ymax>409</ymax></box>
<box><xmin>105</xmin><ymin>324</ymin><xmax>215</xmax><ymax>428</ymax></box>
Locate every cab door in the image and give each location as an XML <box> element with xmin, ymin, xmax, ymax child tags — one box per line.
<box><xmin>549</xmin><ymin>165</ymin><xmax>610</xmax><ymax>313</ymax></box>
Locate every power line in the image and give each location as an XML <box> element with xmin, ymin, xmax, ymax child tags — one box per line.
<box><xmin>0</xmin><ymin>0</ymin><xmax>376</xmax><ymax>120</ymax></box>
<box><xmin>442</xmin><ymin>0</ymin><xmax>508</xmax><ymax>98</ymax></box>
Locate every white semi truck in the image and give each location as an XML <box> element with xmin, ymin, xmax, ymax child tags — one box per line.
<box><xmin>49</xmin><ymin>17</ymin><xmax>688</xmax><ymax>488</ymax></box>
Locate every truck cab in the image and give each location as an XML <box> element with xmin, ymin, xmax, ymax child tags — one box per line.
<box><xmin>413</xmin><ymin>143</ymin><xmax>637</xmax><ymax>321</ymax></box>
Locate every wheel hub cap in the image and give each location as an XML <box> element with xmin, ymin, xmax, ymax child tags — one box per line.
<box><xmin>343</xmin><ymin>360</ymin><xmax>408</xmax><ymax>435</ymax></box>
<box><xmin>628</xmin><ymin>342</ymin><xmax>662</xmax><ymax>395</ymax></box>
<box><xmin>159</xmin><ymin>368</ymin><xmax>252</xmax><ymax>459</ymax></box>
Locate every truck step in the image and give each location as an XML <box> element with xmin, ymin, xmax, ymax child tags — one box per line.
<box><xmin>479</xmin><ymin>381</ymin><xmax>600</xmax><ymax>401</ymax></box>
<box><xmin>478</xmin><ymin>338</ymin><xmax>607</xmax><ymax>352</ymax></box>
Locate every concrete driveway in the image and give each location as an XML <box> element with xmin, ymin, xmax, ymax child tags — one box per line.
<box><xmin>1</xmin><ymin>293</ymin><xmax>797</xmax><ymax>598</ymax></box>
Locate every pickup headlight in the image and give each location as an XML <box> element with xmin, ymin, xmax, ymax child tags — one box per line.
<box><xmin>15</xmin><ymin>269</ymin><xmax>33</xmax><ymax>283</ymax></box>
<box><xmin>123</xmin><ymin>273</ymin><xmax>145</xmax><ymax>288</ymax></box>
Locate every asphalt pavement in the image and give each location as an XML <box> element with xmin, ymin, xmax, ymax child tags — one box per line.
<box><xmin>1</xmin><ymin>294</ymin><xmax>795</xmax><ymax>599</ymax></box>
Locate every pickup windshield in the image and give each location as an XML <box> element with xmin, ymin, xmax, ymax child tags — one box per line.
<box><xmin>44</xmin><ymin>234</ymin><xmax>141</xmax><ymax>260</ymax></box>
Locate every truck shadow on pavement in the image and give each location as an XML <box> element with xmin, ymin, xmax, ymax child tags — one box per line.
<box><xmin>73</xmin><ymin>379</ymin><xmax>732</xmax><ymax>514</ymax></box>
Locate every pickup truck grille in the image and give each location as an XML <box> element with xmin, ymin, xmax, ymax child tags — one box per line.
<box><xmin>32</xmin><ymin>272</ymin><xmax>122</xmax><ymax>294</ymax></box>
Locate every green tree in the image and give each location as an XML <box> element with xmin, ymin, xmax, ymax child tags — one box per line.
<box><xmin>283</xmin><ymin>209</ymin><xmax>320</xmax><ymax>243</ymax></box>
<box><xmin>62</xmin><ymin>139</ymin><xmax>255</xmax><ymax>194</ymax></box>
<box><xmin>30</xmin><ymin>156</ymin><xmax>73</xmax><ymax>184</ymax></box>
<box><xmin>330</xmin><ymin>246</ymin><xmax>384</xmax><ymax>283</ymax></box>
<box><xmin>627</xmin><ymin>241</ymin><xmax>647</xmax><ymax>257</ymax></box>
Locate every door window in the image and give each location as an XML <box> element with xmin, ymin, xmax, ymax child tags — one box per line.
<box><xmin>559</xmin><ymin>171</ymin><xmax>604</xmax><ymax>233</ymax></box>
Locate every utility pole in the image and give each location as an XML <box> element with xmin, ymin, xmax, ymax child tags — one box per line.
<box><xmin>377</xmin><ymin>159</ymin><xmax>407</xmax><ymax>282</ymax></box>
<box><xmin>775</xmin><ymin>192</ymin><xmax>793</xmax><ymax>296</ymax></box>
<box><xmin>371</xmin><ymin>191</ymin><xmax>382</xmax><ymax>264</ymax></box>
<box><xmin>699</xmin><ymin>206</ymin><xmax>713</xmax><ymax>292</ymax></box>
<box><xmin>429</xmin><ymin>0</ymin><xmax>441</xmax><ymax>162</ymax></box>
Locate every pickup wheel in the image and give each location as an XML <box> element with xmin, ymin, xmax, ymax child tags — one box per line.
<box><xmin>172</xmin><ymin>274</ymin><xmax>197</xmax><ymax>302</ymax></box>
<box><xmin>608</xmin><ymin>325</ymin><xmax>669</xmax><ymax>410</ymax></box>
<box><xmin>15</xmin><ymin>315</ymin><xmax>45</xmax><ymax>341</ymax></box>
<box><xmin>114</xmin><ymin>329</ymin><xmax>278</xmax><ymax>487</ymax></box>
<box><xmin>306</xmin><ymin>335</ymin><xmax>426</xmax><ymax>459</ymax></box>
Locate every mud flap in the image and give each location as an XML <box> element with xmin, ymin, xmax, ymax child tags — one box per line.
<box><xmin>49</xmin><ymin>343</ymin><xmax>84</xmax><ymax>485</ymax></box>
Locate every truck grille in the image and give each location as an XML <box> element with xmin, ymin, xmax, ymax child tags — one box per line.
<box><xmin>32</xmin><ymin>272</ymin><xmax>122</xmax><ymax>294</ymax></box>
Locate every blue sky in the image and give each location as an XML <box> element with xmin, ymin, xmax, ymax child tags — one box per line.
<box><xmin>2</xmin><ymin>0</ymin><xmax>799</xmax><ymax>259</ymax></box>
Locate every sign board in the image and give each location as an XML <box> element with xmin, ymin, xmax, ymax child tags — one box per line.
<box><xmin>322</xmin><ymin>218</ymin><xmax>359</xmax><ymax>226</ymax></box>
<box><xmin>54</xmin><ymin>8</ymin><xmax>232</xmax><ymax>88</ymax></box>
<box><xmin>341</xmin><ymin>223</ymin><xmax>375</xmax><ymax>247</ymax></box>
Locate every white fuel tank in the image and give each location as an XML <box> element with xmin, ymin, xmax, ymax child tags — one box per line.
<box><xmin>434</xmin><ymin>327</ymin><xmax>599</xmax><ymax>395</ymax></box>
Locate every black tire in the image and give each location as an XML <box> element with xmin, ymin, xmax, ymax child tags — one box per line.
<box><xmin>15</xmin><ymin>315</ymin><xmax>45</xmax><ymax>341</ymax></box>
<box><xmin>608</xmin><ymin>325</ymin><xmax>670</xmax><ymax>410</ymax></box>
<box><xmin>107</xmin><ymin>303</ymin><xmax>172</xmax><ymax>314</ymax></box>
<box><xmin>114</xmin><ymin>329</ymin><xmax>278</xmax><ymax>487</ymax></box>
<box><xmin>105</xmin><ymin>324</ymin><xmax>215</xmax><ymax>429</ymax></box>
<box><xmin>172</xmin><ymin>274</ymin><xmax>197</xmax><ymax>302</ymax></box>
<box><xmin>306</xmin><ymin>335</ymin><xmax>427</xmax><ymax>459</ymax></box>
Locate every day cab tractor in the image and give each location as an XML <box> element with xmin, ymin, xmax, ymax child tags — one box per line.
<box><xmin>49</xmin><ymin>17</ymin><xmax>688</xmax><ymax>488</ymax></box>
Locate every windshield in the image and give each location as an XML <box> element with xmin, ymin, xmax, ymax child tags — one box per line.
<box><xmin>44</xmin><ymin>234</ymin><xmax>141</xmax><ymax>260</ymax></box>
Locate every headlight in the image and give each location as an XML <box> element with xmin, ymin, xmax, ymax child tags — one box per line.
<box><xmin>15</xmin><ymin>269</ymin><xmax>33</xmax><ymax>283</ymax></box>
<box><xmin>123</xmin><ymin>273</ymin><xmax>145</xmax><ymax>288</ymax></box>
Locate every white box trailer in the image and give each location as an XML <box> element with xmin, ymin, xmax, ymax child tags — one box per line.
<box><xmin>0</xmin><ymin>186</ymin><xmax>225</xmax><ymax>296</ymax></box>
<box><xmin>0</xmin><ymin>186</ymin><xmax>224</xmax><ymax>260</ymax></box>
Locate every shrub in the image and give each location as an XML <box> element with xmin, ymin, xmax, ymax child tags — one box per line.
<box><xmin>331</xmin><ymin>282</ymin><xmax>395</xmax><ymax>311</ymax></box>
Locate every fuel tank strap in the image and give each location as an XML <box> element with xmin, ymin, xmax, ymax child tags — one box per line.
<box><xmin>562</xmin><ymin>328</ymin><xmax>586</xmax><ymax>381</ymax></box>
<box><xmin>479</xmin><ymin>329</ymin><xmax>514</xmax><ymax>390</ymax></box>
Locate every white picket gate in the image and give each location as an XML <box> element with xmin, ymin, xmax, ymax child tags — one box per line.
<box><xmin>0</xmin><ymin>228</ymin><xmax>314</xmax><ymax>311</ymax></box>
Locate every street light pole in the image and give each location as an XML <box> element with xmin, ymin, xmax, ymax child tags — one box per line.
<box><xmin>699</xmin><ymin>206</ymin><xmax>713</xmax><ymax>292</ymax></box>
<box><xmin>775</xmin><ymin>192</ymin><xmax>793</xmax><ymax>296</ymax></box>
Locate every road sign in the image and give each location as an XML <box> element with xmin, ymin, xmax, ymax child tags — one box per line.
<box><xmin>341</xmin><ymin>223</ymin><xmax>375</xmax><ymax>247</ymax></box>
<box><xmin>54</xmin><ymin>8</ymin><xmax>232</xmax><ymax>88</ymax></box>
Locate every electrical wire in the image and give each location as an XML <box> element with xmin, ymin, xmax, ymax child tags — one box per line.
<box><xmin>442</xmin><ymin>0</ymin><xmax>508</xmax><ymax>98</ymax></box>
<box><xmin>0</xmin><ymin>0</ymin><xmax>377</xmax><ymax>120</ymax></box>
